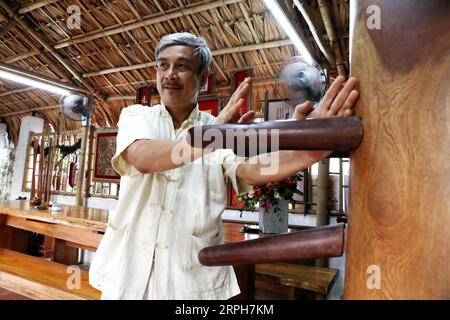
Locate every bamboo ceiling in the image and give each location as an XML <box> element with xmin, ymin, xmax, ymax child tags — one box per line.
<box><xmin>0</xmin><ymin>0</ymin><xmax>349</xmax><ymax>144</ymax></box>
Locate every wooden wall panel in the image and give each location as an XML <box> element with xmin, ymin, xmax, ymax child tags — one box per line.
<box><xmin>345</xmin><ymin>0</ymin><xmax>450</xmax><ymax>299</ymax></box>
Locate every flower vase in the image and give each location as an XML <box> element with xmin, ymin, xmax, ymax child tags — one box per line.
<box><xmin>259</xmin><ymin>199</ymin><xmax>289</xmax><ymax>234</ymax></box>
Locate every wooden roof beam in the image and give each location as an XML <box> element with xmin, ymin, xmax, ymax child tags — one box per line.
<box><xmin>17</xmin><ymin>0</ymin><xmax>61</xmax><ymax>15</ymax></box>
<box><xmin>175</xmin><ymin>0</ymin><xmax>228</xmax><ymax>82</ymax></box>
<box><xmin>318</xmin><ymin>0</ymin><xmax>346</xmax><ymax>76</ymax></box>
<box><xmin>53</xmin><ymin>0</ymin><xmax>243</xmax><ymax>50</ymax></box>
<box><xmin>0</xmin><ymin>2</ymin><xmax>105</xmax><ymax>100</ymax></box>
<box><xmin>209</xmin><ymin>8</ymin><xmax>244</xmax><ymax>69</ymax></box>
<box><xmin>292</xmin><ymin>0</ymin><xmax>335</xmax><ymax>66</ymax></box>
<box><xmin>238</xmin><ymin>2</ymin><xmax>275</xmax><ymax>77</ymax></box>
<box><xmin>82</xmin><ymin>39</ymin><xmax>291</xmax><ymax>78</ymax></box>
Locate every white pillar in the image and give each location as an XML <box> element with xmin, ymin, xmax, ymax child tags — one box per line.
<box><xmin>10</xmin><ymin>116</ymin><xmax>44</xmax><ymax>200</ymax></box>
<box><xmin>0</xmin><ymin>123</ymin><xmax>7</xmax><ymax>149</ymax></box>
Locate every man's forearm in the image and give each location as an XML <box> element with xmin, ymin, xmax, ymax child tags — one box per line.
<box><xmin>237</xmin><ymin>150</ymin><xmax>330</xmax><ymax>185</ymax></box>
<box><xmin>124</xmin><ymin>139</ymin><xmax>206</xmax><ymax>173</ymax></box>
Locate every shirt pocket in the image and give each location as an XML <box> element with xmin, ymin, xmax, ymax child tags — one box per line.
<box><xmin>93</xmin><ymin>223</ymin><xmax>130</xmax><ymax>279</ymax></box>
<box><xmin>182</xmin><ymin>232</ymin><xmax>228</xmax><ymax>291</ymax></box>
<box><xmin>184</xmin><ymin>232</ymin><xmax>220</xmax><ymax>270</ymax></box>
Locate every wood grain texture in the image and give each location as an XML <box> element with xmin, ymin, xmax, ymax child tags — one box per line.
<box><xmin>0</xmin><ymin>248</ymin><xmax>100</xmax><ymax>300</ymax></box>
<box><xmin>4</xmin><ymin>215</ymin><xmax>102</xmax><ymax>249</ymax></box>
<box><xmin>256</xmin><ymin>263</ymin><xmax>338</xmax><ymax>295</ymax></box>
<box><xmin>0</xmin><ymin>200</ymin><xmax>108</xmax><ymax>232</ymax></box>
<box><xmin>199</xmin><ymin>224</ymin><xmax>344</xmax><ymax>266</ymax></box>
<box><xmin>345</xmin><ymin>0</ymin><xmax>450</xmax><ymax>299</ymax></box>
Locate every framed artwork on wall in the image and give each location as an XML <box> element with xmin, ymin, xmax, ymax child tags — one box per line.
<box><xmin>199</xmin><ymin>73</ymin><xmax>215</xmax><ymax>95</ymax></box>
<box><xmin>265</xmin><ymin>99</ymin><xmax>295</xmax><ymax>121</ymax></box>
<box><xmin>198</xmin><ymin>96</ymin><xmax>219</xmax><ymax>116</ymax></box>
<box><xmin>136</xmin><ymin>84</ymin><xmax>153</xmax><ymax>106</ymax></box>
<box><xmin>231</xmin><ymin>69</ymin><xmax>253</xmax><ymax>117</ymax></box>
<box><xmin>93</xmin><ymin>128</ymin><xmax>120</xmax><ymax>183</ymax></box>
<box><xmin>226</xmin><ymin>178</ymin><xmax>244</xmax><ymax>208</ymax></box>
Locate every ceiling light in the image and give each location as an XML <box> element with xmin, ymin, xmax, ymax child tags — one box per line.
<box><xmin>0</xmin><ymin>70</ymin><xmax>71</xmax><ymax>96</ymax></box>
<box><xmin>262</xmin><ymin>0</ymin><xmax>315</xmax><ymax>65</ymax></box>
<box><xmin>0</xmin><ymin>62</ymin><xmax>75</xmax><ymax>96</ymax></box>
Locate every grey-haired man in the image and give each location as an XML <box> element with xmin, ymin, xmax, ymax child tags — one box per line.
<box><xmin>89</xmin><ymin>32</ymin><xmax>359</xmax><ymax>299</ymax></box>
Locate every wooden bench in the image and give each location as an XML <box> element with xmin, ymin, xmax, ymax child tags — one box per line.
<box><xmin>0</xmin><ymin>248</ymin><xmax>100</xmax><ymax>300</ymax></box>
<box><xmin>255</xmin><ymin>262</ymin><xmax>339</xmax><ymax>299</ymax></box>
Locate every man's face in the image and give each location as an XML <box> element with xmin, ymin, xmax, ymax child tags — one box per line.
<box><xmin>156</xmin><ymin>45</ymin><xmax>208</xmax><ymax>110</ymax></box>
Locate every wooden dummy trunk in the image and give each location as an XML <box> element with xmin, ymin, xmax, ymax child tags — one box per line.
<box><xmin>345</xmin><ymin>0</ymin><xmax>450</xmax><ymax>299</ymax></box>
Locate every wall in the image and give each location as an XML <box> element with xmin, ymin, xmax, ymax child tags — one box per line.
<box><xmin>9</xmin><ymin>116</ymin><xmax>44</xmax><ymax>200</ymax></box>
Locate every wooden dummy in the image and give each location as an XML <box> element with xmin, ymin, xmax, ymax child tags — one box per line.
<box><xmin>191</xmin><ymin>0</ymin><xmax>449</xmax><ymax>300</ymax></box>
<box><xmin>345</xmin><ymin>0</ymin><xmax>450</xmax><ymax>299</ymax></box>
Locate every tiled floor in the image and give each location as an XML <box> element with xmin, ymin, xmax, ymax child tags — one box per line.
<box><xmin>0</xmin><ymin>287</ymin><xmax>32</xmax><ymax>300</ymax></box>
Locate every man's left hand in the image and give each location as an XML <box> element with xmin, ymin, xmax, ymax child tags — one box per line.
<box><xmin>291</xmin><ymin>76</ymin><xmax>359</xmax><ymax>159</ymax></box>
<box><xmin>293</xmin><ymin>76</ymin><xmax>359</xmax><ymax>120</ymax></box>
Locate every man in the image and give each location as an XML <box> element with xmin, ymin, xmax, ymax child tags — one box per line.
<box><xmin>89</xmin><ymin>32</ymin><xmax>359</xmax><ymax>300</ymax></box>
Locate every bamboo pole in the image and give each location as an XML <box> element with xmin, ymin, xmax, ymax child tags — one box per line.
<box><xmin>0</xmin><ymin>2</ymin><xmax>104</xmax><ymax>100</ymax></box>
<box><xmin>53</xmin><ymin>0</ymin><xmax>243</xmax><ymax>50</ymax></box>
<box><xmin>293</xmin><ymin>0</ymin><xmax>335</xmax><ymax>66</ymax></box>
<box><xmin>238</xmin><ymin>2</ymin><xmax>275</xmax><ymax>77</ymax></box>
<box><xmin>75</xmin><ymin>124</ymin><xmax>89</xmax><ymax>207</ymax></box>
<box><xmin>84</xmin><ymin>125</ymin><xmax>95</xmax><ymax>199</ymax></box>
<box><xmin>3</xmin><ymin>50</ymin><xmax>41</xmax><ymax>64</ymax></box>
<box><xmin>17</xmin><ymin>0</ymin><xmax>61</xmax><ymax>15</ymax></box>
<box><xmin>82</xmin><ymin>40</ymin><xmax>292</xmax><ymax>78</ymax></box>
<box><xmin>29</xmin><ymin>137</ymin><xmax>38</xmax><ymax>205</ymax></box>
<box><xmin>315</xmin><ymin>158</ymin><xmax>330</xmax><ymax>268</ymax></box>
<box><xmin>174</xmin><ymin>0</ymin><xmax>228</xmax><ymax>82</ymax></box>
<box><xmin>317</xmin><ymin>0</ymin><xmax>346</xmax><ymax>76</ymax></box>
<box><xmin>36</xmin><ymin>123</ymin><xmax>47</xmax><ymax>203</ymax></box>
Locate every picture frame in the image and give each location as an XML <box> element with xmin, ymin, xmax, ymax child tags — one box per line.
<box><xmin>93</xmin><ymin>128</ymin><xmax>121</xmax><ymax>183</ymax></box>
<box><xmin>198</xmin><ymin>96</ymin><xmax>219</xmax><ymax>116</ymax></box>
<box><xmin>199</xmin><ymin>73</ymin><xmax>214</xmax><ymax>95</ymax></box>
<box><xmin>231</xmin><ymin>69</ymin><xmax>253</xmax><ymax>116</ymax></box>
<box><xmin>265</xmin><ymin>99</ymin><xmax>294</xmax><ymax>121</ymax></box>
<box><xmin>135</xmin><ymin>84</ymin><xmax>153</xmax><ymax>106</ymax></box>
<box><xmin>226</xmin><ymin>178</ymin><xmax>243</xmax><ymax>208</ymax></box>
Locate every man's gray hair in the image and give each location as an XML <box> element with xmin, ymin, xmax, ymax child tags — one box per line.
<box><xmin>155</xmin><ymin>32</ymin><xmax>212</xmax><ymax>73</ymax></box>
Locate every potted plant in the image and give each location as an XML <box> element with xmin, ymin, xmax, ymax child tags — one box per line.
<box><xmin>236</xmin><ymin>173</ymin><xmax>304</xmax><ymax>233</ymax></box>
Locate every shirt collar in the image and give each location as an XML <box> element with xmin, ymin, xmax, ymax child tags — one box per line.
<box><xmin>160</xmin><ymin>101</ymin><xmax>201</xmax><ymax>124</ymax></box>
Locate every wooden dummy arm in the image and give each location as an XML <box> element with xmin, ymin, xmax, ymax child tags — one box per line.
<box><xmin>187</xmin><ymin>117</ymin><xmax>362</xmax><ymax>156</ymax></box>
<box><xmin>199</xmin><ymin>224</ymin><xmax>345</xmax><ymax>266</ymax></box>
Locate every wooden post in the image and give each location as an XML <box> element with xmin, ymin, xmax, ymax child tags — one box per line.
<box><xmin>315</xmin><ymin>158</ymin><xmax>329</xmax><ymax>269</ymax></box>
<box><xmin>75</xmin><ymin>125</ymin><xmax>89</xmax><ymax>207</ymax></box>
<box><xmin>84</xmin><ymin>125</ymin><xmax>95</xmax><ymax>199</ymax></box>
<box><xmin>345</xmin><ymin>0</ymin><xmax>450</xmax><ymax>299</ymax></box>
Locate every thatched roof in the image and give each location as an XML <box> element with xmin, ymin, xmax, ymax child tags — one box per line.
<box><xmin>0</xmin><ymin>0</ymin><xmax>349</xmax><ymax>144</ymax></box>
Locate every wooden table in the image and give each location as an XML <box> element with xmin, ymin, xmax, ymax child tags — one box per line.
<box><xmin>0</xmin><ymin>200</ymin><xmax>337</xmax><ymax>299</ymax></box>
<box><xmin>0</xmin><ymin>200</ymin><xmax>261</xmax><ymax>299</ymax></box>
<box><xmin>0</xmin><ymin>200</ymin><xmax>107</xmax><ymax>262</ymax></box>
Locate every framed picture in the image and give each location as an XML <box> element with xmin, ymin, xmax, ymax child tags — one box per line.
<box><xmin>198</xmin><ymin>96</ymin><xmax>219</xmax><ymax>116</ymax></box>
<box><xmin>231</xmin><ymin>69</ymin><xmax>252</xmax><ymax>116</ymax></box>
<box><xmin>265</xmin><ymin>99</ymin><xmax>294</xmax><ymax>121</ymax></box>
<box><xmin>93</xmin><ymin>128</ymin><xmax>120</xmax><ymax>183</ymax></box>
<box><xmin>226</xmin><ymin>178</ymin><xmax>243</xmax><ymax>208</ymax></box>
<box><xmin>199</xmin><ymin>74</ymin><xmax>214</xmax><ymax>95</ymax></box>
<box><xmin>136</xmin><ymin>84</ymin><xmax>153</xmax><ymax>106</ymax></box>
